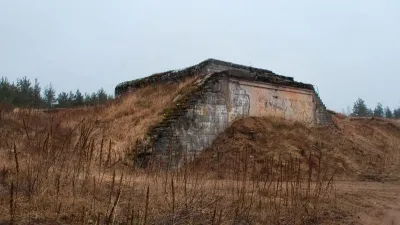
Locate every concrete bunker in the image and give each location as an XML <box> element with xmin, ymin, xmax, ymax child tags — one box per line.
<box><xmin>115</xmin><ymin>59</ymin><xmax>331</xmax><ymax>167</ymax></box>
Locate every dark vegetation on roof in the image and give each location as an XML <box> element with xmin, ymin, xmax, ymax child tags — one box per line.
<box><xmin>115</xmin><ymin>58</ymin><xmax>310</xmax><ymax>96</ymax></box>
<box><xmin>225</xmin><ymin>70</ymin><xmax>314</xmax><ymax>91</ymax></box>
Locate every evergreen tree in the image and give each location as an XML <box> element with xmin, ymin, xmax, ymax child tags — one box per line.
<box><xmin>97</xmin><ymin>88</ymin><xmax>108</xmax><ymax>104</ymax></box>
<box><xmin>90</xmin><ymin>92</ymin><xmax>98</xmax><ymax>105</ymax></box>
<box><xmin>373</xmin><ymin>103</ymin><xmax>384</xmax><ymax>117</ymax></box>
<box><xmin>57</xmin><ymin>92</ymin><xmax>69</xmax><ymax>108</ymax></box>
<box><xmin>15</xmin><ymin>76</ymin><xmax>33</xmax><ymax>107</ymax></box>
<box><xmin>352</xmin><ymin>98</ymin><xmax>369</xmax><ymax>117</ymax></box>
<box><xmin>0</xmin><ymin>77</ymin><xmax>113</xmax><ymax>108</ymax></box>
<box><xmin>394</xmin><ymin>108</ymin><xmax>400</xmax><ymax>119</ymax></box>
<box><xmin>384</xmin><ymin>107</ymin><xmax>393</xmax><ymax>118</ymax></box>
<box><xmin>44</xmin><ymin>84</ymin><xmax>56</xmax><ymax>108</ymax></box>
<box><xmin>366</xmin><ymin>108</ymin><xmax>374</xmax><ymax>117</ymax></box>
<box><xmin>74</xmin><ymin>89</ymin><xmax>84</xmax><ymax>106</ymax></box>
<box><xmin>32</xmin><ymin>79</ymin><xmax>43</xmax><ymax>108</ymax></box>
<box><xmin>0</xmin><ymin>77</ymin><xmax>14</xmax><ymax>104</ymax></box>
<box><xmin>68</xmin><ymin>91</ymin><xmax>75</xmax><ymax>104</ymax></box>
<box><xmin>84</xmin><ymin>93</ymin><xmax>91</xmax><ymax>105</ymax></box>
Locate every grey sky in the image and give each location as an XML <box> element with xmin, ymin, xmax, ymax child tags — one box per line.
<box><xmin>1</xmin><ymin>0</ymin><xmax>399</xmax><ymax>111</ymax></box>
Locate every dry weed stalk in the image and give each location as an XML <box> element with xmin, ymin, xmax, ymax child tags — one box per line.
<box><xmin>0</xmin><ymin>106</ymin><xmax>340</xmax><ymax>224</ymax></box>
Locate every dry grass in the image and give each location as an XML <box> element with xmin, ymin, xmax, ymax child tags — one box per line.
<box><xmin>195</xmin><ymin>116</ymin><xmax>400</xmax><ymax>182</ymax></box>
<box><xmin>2</xmin><ymin>83</ymin><xmax>399</xmax><ymax>224</ymax></box>
<box><xmin>48</xmin><ymin>77</ymin><xmax>196</xmax><ymax>161</ymax></box>
<box><xmin>0</xmin><ymin>103</ymin><xmax>338</xmax><ymax>224</ymax></box>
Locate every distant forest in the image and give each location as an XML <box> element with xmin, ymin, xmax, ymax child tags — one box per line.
<box><xmin>0</xmin><ymin>76</ymin><xmax>113</xmax><ymax>109</ymax></box>
<box><xmin>347</xmin><ymin>98</ymin><xmax>400</xmax><ymax>119</ymax></box>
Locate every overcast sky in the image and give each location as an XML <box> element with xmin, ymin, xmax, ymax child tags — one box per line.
<box><xmin>1</xmin><ymin>0</ymin><xmax>399</xmax><ymax>111</ymax></box>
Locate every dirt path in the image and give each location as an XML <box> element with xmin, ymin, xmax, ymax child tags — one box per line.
<box><xmin>334</xmin><ymin>181</ymin><xmax>400</xmax><ymax>225</ymax></box>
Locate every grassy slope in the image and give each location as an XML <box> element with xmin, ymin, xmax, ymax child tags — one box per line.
<box><xmin>50</xmin><ymin>77</ymin><xmax>197</xmax><ymax>159</ymax></box>
<box><xmin>195</xmin><ymin>116</ymin><xmax>400</xmax><ymax>181</ymax></box>
<box><xmin>1</xmin><ymin>83</ymin><xmax>400</xmax><ymax>224</ymax></box>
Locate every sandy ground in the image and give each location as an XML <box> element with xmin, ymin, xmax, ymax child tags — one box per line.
<box><xmin>333</xmin><ymin>181</ymin><xmax>400</xmax><ymax>225</ymax></box>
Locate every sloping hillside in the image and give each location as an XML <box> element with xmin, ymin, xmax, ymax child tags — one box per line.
<box><xmin>2</xmin><ymin>93</ymin><xmax>400</xmax><ymax>224</ymax></box>
<box><xmin>45</xmin><ymin>77</ymin><xmax>197</xmax><ymax>159</ymax></box>
<box><xmin>194</xmin><ymin>115</ymin><xmax>400</xmax><ymax>181</ymax></box>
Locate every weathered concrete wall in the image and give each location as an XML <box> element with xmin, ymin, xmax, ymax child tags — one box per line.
<box><xmin>228</xmin><ymin>79</ymin><xmax>316</xmax><ymax>124</ymax></box>
<box><xmin>314</xmin><ymin>94</ymin><xmax>332</xmax><ymax>125</ymax></box>
<box><xmin>146</xmin><ymin>73</ymin><xmax>329</xmax><ymax>167</ymax></box>
<box><xmin>148</xmin><ymin>75</ymin><xmax>230</xmax><ymax>167</ymax></box>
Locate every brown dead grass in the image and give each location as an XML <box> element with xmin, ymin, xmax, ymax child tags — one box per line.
<box><xmin>194</xmin><ymin>116</ymin><xmax>400</xmax><ymax>181</ymax></box>
<box><xmin>1</xmin><ymin>83</ymin><xmax>400</xmax><ymax>224</ymax></box>
<box><xmin>50</xmin><ymin>77</ymin><xmax>197</xmax><ymax>160</ymax></box>
<box><xmin>0</xmin><ymin>103</ymin><xmax>338</xmax><ymax>224</ymax></box>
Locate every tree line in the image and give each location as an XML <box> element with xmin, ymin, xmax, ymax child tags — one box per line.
<box><xmin>351</xmin><ymin>98</ymin><xmax>400</xmax><ymax>118</ymax></box>
<box><xmin>0</xmin><ymin>76</ymin><xmax>113</xmax><ymax>109</ymax></box>
<box><xmin>2</xmin><ymin>76</ymin><xmax>399</xmax><ymax>119</ymax></box>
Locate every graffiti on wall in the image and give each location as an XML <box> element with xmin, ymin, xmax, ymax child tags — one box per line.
<box><xmin>264</xmin><ymin>91</ymin><xmax>291</xmax><ymax>112</ymax></box>
<box><xmin>229</xmin><ymin>83</ymin><xmax>250</xmax><ymax>123</ymax></box>
<box><xmin>229</xmin><ymin>80</ymin><xmax>315</xmax><ymax>123</ymax></box>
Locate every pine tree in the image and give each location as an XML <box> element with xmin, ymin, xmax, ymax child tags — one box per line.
<box><xmin>0</xmin><ymin>77</ymin><xmax>13</xmax><ymax>104</ymax></box>
<box><xmin>84</xmin><ymin>93</ymin><xmax>91</xmax><ymax>105</ymax></box>
<box><xmin>68</xmin><ymin>91</ymin><xmax>75</xmax><ymax>105</ymax></box>
<box><xmin>352</xmin><ymin>98</ymin><xmax>369</xmax><ymax>117</ymax></box>
<box><xmin>57</xmin><ymin>92</ymin><xmax>69</xmax><ymax>108</ymax></box>
<box><xmin>1</xmin><ymin>77</ymin><xmax>113</xmax><ymax>108</ymax></box>
<box><xmin>394</xmin><ymin>107</ymin><xmax>400</xmax><ymax>119</ymax></box>
<box><xmin>373</xmin><ymin>103</ymin><xmax>384</xmax><ymax>117</ymax></box>
<box><xmin>74</xmin><ymin>89</ymin><xmax>84</xmax><ymax>106</ymax></box>
<box><xmin>44</xmin><ymin>84</ymin><xmax>56</xmax><ymax>108</ymax></box>
<box><xmin>32</xmin><ymin>79</ymin><xmax>43</xmax><ymax>108</ymax></box>
<box><xmin>15</xmin><ymin>76</ymin><xmax>33</xmax><ymax>107</ymax></box>
<box><xmin>367</xmin><ymin>108</ymin><xmax>373</xmax><ymax>117</ymax></box>
<box><xmin>90</xmin><ymin>92</ymin><xmax>98</xmax><ymax>105</ymax></box>
<box><xmin>97</xmin><ymin>88</ymin><xmax>108</xmax><ymax>104</ymax></box>
<box><xmin>384</xmin><ymin>107</ymin><xmax>393</xmax><ymax>118</ymax></box>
